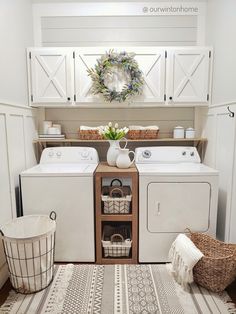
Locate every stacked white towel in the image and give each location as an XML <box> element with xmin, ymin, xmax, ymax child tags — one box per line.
<box><xmin>80</xmin><ymin>126</ymin><xmax>101</xmax><ymax>131</ymax></box>
<box><xmin>129</xmin><ymin>125</ymin><xmax>159</xmax><ymax>130</ymax></box>
<box><xmin>169</xmin><ymin>234</ymin><xmax>204</xmax><ymax>287</ymax></box>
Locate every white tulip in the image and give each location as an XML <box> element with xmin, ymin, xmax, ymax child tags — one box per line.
<box><xmin>115</xmin><ymin>123</ymin><xmax>119</xmax><ymax>128</ymax></box>
<box><xmin>108</xmin><ymin>122</ymin><xmax>112</xmax><ymax>127</ymax></box>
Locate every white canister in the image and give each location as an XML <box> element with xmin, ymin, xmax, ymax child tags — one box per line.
<box><xmin>173</xmin><ymin>126</ymin><xmax>185</xmax><ymax>139</ymax></box>
<box><xmin>48</xmin><ymin>127</ymin><xmax>60</xmax><ymax>135</ymax></box>
<box><xmin>185</xmin><ymin>128</ymin><xmax>196</xmax><ymax>139</ymax></box>
<box><xmin>52</xmin><ymin>124</ymin><xmax>62</xmax><ymax>135</ymax></box>
<box><xmin>43</xmin><ymin>121</ymin><xmax>52</xmax><ymax>134</ymax></box>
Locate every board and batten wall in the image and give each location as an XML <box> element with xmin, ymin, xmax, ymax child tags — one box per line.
<box><xmin>199</xmin><ymin>0</ymin><xmax>236</xmax><ymax>242</ymax></box>
<box><xmin>0</xmin><ymin>0</ymin><xmax>38</xmax><ymax>287</ymax></box>
<box><xmin>34</xmin><ymin>2</ymin><xmax>205</xmax><ymax>137</ymax></box>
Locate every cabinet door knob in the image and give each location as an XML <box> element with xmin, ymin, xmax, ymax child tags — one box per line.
<box><xmin>67</xmin><ymin>97</ymin><xmax>71</xmax><ymax>101</ymax></box>
<box><xmin>169</xmin><ymin>96</ymin><xmax>173</xmax><ymax>100</ymax></box>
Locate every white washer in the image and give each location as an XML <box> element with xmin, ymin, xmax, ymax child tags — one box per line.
<box><xmin>20</xmin><ymin>147</ymin><xmax>99</xmax><ymax>262</ymax></box>
<box><xmin>135</xmin><ymin>146</ymin><xmax>219</xmax><ymax>263</ymax></box>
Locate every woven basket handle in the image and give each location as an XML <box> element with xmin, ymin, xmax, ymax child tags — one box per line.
<box><xmin>110</xmin><ymin>178</ymin><xmax>122</xmax><ymax>187</ymax></box>
<box><xmin>109</xmin><ymin>188</ymin><xmax>124</xmax><ymax>198</ymax></box>
<box><xmin>111</xmin><ymin>234</ymin><xmax>124</xmax><ymax>243</ymax></box>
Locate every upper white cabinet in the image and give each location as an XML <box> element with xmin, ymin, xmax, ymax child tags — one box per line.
<box><xmin>74</xmin><ymin>47</ymin><xmax>166</xmax><ymax>104</ymax></box>
<box><xmin>29</xmin><ymin>48</ymin><xmax>73</xmax><ymax>104</ymax></box>
<box><xmin>167</xmin><ymin>48</ymin><xmax>212</xmax><ymax>104</ymax></box>
<box><xmin>27</xmin><ymin>47</ymin><xmax>212</xmax><ymax>107</ymax></box>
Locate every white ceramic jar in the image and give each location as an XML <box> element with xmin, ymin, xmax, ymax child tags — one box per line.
<box><xmin>173</xmin><ymin>126</ymin><xmax>185</xmax><ymax>139</ymax></box>
<box><xmin>185</xmin><ymin>128</ymin><xmax>196</xmax><ymax>139</ymax></box>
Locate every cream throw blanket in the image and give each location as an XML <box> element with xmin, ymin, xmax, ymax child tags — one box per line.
<box><xmin>169</xmin><ymin>234</ymin><xmax>204</xmax><ymax>287</ymax></box>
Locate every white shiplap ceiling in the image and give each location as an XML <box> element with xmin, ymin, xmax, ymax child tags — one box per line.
<box><xmin>32</xmin><ymin>0</ymin><xmax>207</xmax><ymax>3</ymax></box>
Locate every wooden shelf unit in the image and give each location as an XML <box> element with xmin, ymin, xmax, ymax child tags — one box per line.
<box><xmin>95</xmin><ymin>163</ymin><xmax>138</xmax><ymax>264</ymax></box>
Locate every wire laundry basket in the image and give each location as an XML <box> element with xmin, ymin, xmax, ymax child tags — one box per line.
<box><xmin>0</xmin><ymin>211</ymin><xmax>56</xmax><ymax>294</ymax></box>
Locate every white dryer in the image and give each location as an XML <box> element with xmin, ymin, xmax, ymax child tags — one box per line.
<box><xmin>20</xmin><ymin>147</ymin><xmax>99</xmax><ymax>262</ymax></box>
<box><xmin>135</xmin><ymin>146</ymin><xmax>219</xmax><ymax>263</ymax></box>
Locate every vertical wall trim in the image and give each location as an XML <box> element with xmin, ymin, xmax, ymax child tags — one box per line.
<box><xmin>4</xmin><ymin>113</ymin><xmax>17</xmax><ymax>220</ymax></box>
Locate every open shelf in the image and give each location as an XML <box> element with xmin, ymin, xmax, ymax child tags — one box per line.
<box><xmin>101</xmin><ymin>214</ymin><xmax>133</xmax><ymax>222</ymax></box>
<box><xmin>34</xmin><ymin>137</ymin><xmax>207</xmax><ymax>144</ymax></box>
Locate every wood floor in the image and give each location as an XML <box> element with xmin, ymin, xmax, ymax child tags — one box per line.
<box><xmin>1</xmin><ymin>277</ymin><xmax>236</xmax><ymax>308</ymax></box>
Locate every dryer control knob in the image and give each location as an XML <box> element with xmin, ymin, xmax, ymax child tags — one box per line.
<box><xmin>48</xmin><ymin>151</ymin><xmax>54</xmax><ymax>157</ymax></box>
<box><xmin>190</xmin><ymin>152</ymin><xmax>195</xmax><ymax>156</ymax></box>
<box><xmin>56</xmin><ymin>151</ymin><xmax>62</xmax><ymax>157</ymax></box>
<box><xmin>182</xmin><ymin>151</ymin><xmax>186</xmax><ymax>156</ymax></box>
<box><xmin>142</xmin><ymin>150</ymin><xmax>151</xmax><ymax>158</ymax></box>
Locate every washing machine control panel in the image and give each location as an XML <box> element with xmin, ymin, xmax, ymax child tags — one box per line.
<box><xmin>135</xmin><ymin>147</ymin><xmax>201</xmax><ymax>163</ymax></box>
<box><xmin>40</xmin><ymin>147</ymin><xmax>99</xmax><ymax>164</ymax></box>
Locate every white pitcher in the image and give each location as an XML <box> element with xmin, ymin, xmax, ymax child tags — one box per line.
<box><xmin>116</xmin><ymin>148</ymin><xmax>135</xmax><ymax>169</ymax></box>
<box><xmin>107</xmin><ymin>138</ymin><xmax>128</xmax><ymax>166</ymax></box>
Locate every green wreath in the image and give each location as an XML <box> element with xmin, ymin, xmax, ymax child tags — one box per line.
<box><xmin>88</xmin><ymin>50</ymin><xmax>144</xmax><ymax>102</ymax></box>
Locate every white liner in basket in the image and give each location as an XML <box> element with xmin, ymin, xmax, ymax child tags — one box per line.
<box><xmin>102</xmin><ymin>233</ymin><xmax>132</xmax><ymax>257</ymax></box>
<box><xmin>0</xmin><ymin>214</ymin><xmax>56</xmax><ymax>294</ymax></box>
<box><xmin>102</xmin><ymin>187</ymin><xmax>132</xmax><ymax>214</ymax></box>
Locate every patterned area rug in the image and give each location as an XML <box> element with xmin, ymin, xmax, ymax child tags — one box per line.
<box><xmin>1</xmin><ymin>264</ymin><xmax>236</xmax><ymax>314</ymax></box>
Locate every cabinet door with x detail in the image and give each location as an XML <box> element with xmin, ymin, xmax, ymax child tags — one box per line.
<box><xmin>29</xmin><ymin>49</ymin><xmax>73</xmax><ymax>104</ymax></box>
<box><xmin>167</xmin><ymin>48</ymin><xmax>212</xmax><ymax>104</ymax></box>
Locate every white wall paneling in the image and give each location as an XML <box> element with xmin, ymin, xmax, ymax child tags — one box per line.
<box><xmin>33</xmin><ymin>2</ymin><xmax>206</xmax><ymax>46</ymax></box>
<box><xmin>203</xmin><ymin>0</ymin><xmax>236</xmax><ymax>243</ymax></box>
<box><xmin>42</xmin><ymin>16</ymin><xmax>197</xmax><ymax>47</ymax></box>
<box><xmin>206</xmin><ymin>0</ymin><xmax>236</xmax><ymax>106</ymax></box>
<box><xmin>201</xmin><ymin>103</ymin><xmax>236</xmax><ymax>242</ymax></box>
<box><xmin>0</xmin><ymin>103</ymin><xmax>38</xmax><ymax>288</ymax></box>
<box><xmin>0</xmin><ymin>0</ymin><xmax>33</xmax><ymax>107</ymax></box>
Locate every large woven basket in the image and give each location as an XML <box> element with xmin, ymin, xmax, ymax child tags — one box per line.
<box><xmin>189</xmin><ymin>231</ymin><xmax>236</xmax><ymax>292</ymax></box>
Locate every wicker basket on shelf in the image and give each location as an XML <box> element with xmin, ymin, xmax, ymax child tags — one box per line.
<box><xmin>102</xmin><ymin>179</ymin><xmax>132</xmax><ymax>214</ymax></box>
<box><xmin>128</xmin><ymin>127</ymin><xmax>159</xmax><ymax>140</ymax></box>
<box><xmin>102</xmin><ymin>225</ymin><xmax>132</xmax><ymax>257</ymax></box>
<box><xmin>78</xmin><ymin>128</ymin><xmax>103</xmax><ymax>140</ymax></box>
<box><xmin>189</xmin><ymin>231</ymin><xmax>236</xmax><ymax>292</ymax></box>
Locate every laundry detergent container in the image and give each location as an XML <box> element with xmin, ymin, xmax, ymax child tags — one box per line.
<box><xmin>0</xmin><ymin>212</ymin><xmax>56</xmax><ymax>294</ymax></box>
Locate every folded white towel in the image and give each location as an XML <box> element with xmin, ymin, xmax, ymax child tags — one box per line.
<box><xmin>169</xmin><ymin>234</ymin><xmax>203</xmax><ymax>287</ymax></box>
<box><xmin>80</xmin><ymin>126</ymin><xmax>100</xmax><ymax>131</ymax></box>
<box><xmin>129</xmin><ymin>125</ymin><xmax>159</xmax><ymax>130</ymax></box>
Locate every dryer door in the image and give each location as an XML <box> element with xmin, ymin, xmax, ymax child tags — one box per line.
<box><xmin>147</xmin><ymin>182</ymin><xmax>210</xmax><ymax>233</ymax></box>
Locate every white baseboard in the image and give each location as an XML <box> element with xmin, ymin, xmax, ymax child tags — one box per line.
<box><xmin>0</xmin><ymin>263</ymin><xmax>9</xmax><ymax>288</ymax></box>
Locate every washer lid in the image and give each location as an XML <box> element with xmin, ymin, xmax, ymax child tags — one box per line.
<box><xmin>21</xmin><ymin>163</ymin><xmax>98</xmax><ymax>177</ymax></box>
<box><xmin>136</xmin><ymin>163</ymin><xmax>218</xmax><ymax>176</ymax></box>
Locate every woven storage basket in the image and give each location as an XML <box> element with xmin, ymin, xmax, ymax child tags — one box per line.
<box><xmin>78</xmin><ymin>129</ymin><xmax>103</xmax><ymax>140</ymax></box>
<box><xmin>128</xmin><ymin>129</ymin><xmax>159</xmax><ymax>140</ymax></box>
<box><xmin>102</xmin><ymin>179</ymin><xmax>132</xmax><ymax>214</ymax></box>
<box><xmin>189</xmin><ymin>231</ymin><xmax>236</xmax><ymax>292</ymax></box>
<box><xmin>102</xmin><ymin>188</ymin><xmax>132</xmax><ymax>214</ymax></box>
<box><xmin>102</xmin><ymin>225</ymin><xmax>132</xmax><ymax>257</ymax></box>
